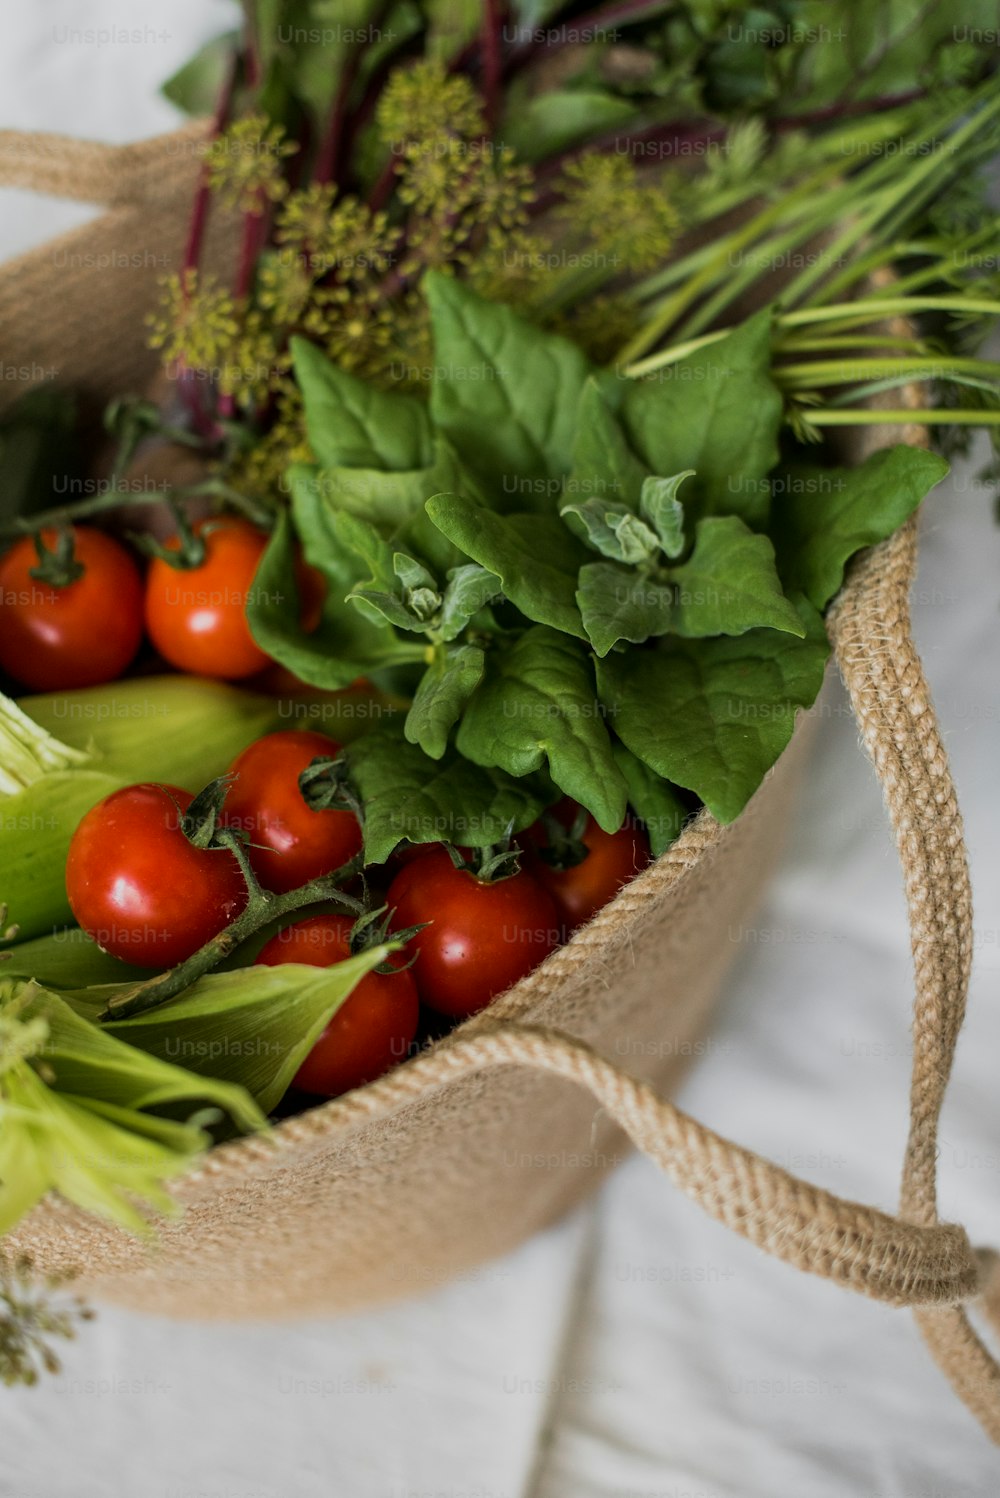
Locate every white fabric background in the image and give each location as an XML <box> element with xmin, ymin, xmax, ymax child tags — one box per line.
<box><xmin>2</xmin><ymin>5</ymin><xmax>999</xmax><ymax>1494</ymax></box>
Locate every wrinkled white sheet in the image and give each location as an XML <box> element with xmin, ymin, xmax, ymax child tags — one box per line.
<box><xmin>2</xmin><ymin>5</ymin><xmax>999</xmax><ymax>1493</ymax></box>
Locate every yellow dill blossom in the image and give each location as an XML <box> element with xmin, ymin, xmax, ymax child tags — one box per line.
<box><xmin>464</xmin><ymin>225</ymin><xmax>550</xmax><ymax>309</ymax></box>
<box><xmin>307</xmin><ymin>286</ymin><xmax>396</xmax><ymax>379</ymax></box>
<box><xmin>217</xmin><ymin>313</ymin><xmax>288</xmax><ymax>412</ymax></box>
<box><xmin>376</xmin><ymin>59</ymin><xmax>484</xmax><ymax>146</ymax></box>
<box><xmin>206</xmin><ymin>116</ymin><xmax>297</xmax><ymax>215</ymax></box>
<box><xmin>314</xmin><ymin>198</ymin><xmax>398</xmax><ymax>280</ymax></box>
<box><xmin>557</xmin><ymin>154</ymin><xmax>678</xmax><ymax>274</ymax></box>
<box><xmin>256</xmin><ymin>251</ymin><xmax>315</xmax><ymax>327</ymax></box>
<box><xmin>467</xmin><ymin>146</ymin><xmax>535</xmax><ymax>232</ymax></box>
<box><xmin>274</xmin><ymin>183</ymin><xmax>338</xmax><ymax>252</ymax></box>
<box><xmin>146</xmin><ymin>270</ymin><xmax>239</xmax><ymax>371</ymax></box>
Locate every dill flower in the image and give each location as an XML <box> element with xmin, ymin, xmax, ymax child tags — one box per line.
<box><xmin>206</xmin><ymin>115</ymin><xmax>298</xmax><ymax>215</ymax></box>
<box><xmin>557</xmin><ymin>154</ymin><xmax>678</xmax><ymax>274</ymax></box>
<box><xmin>146</xmin><ymin>270</ymin><xmax>239</xmax><ymax>372</ymax></box>
<box><xmin>256</xmin><ymin>251</ymin><xmax>315</xmax><ymax>327</ymax></box>
<box><xmin>376</xmin><ymin>59</ymin><xmax>484</xmax><ymax>146</ymax></box>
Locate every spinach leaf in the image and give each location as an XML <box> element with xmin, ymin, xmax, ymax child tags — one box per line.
<box><xmin>771</xmin><ymin>444</ymin><xmax>950</xmax><ymax>609</ymax></box>
<box><xmin>405</xmin><ymin>644</ymin><xmax>486</xmax><ymax>759</ymax></box>
<box><xmin>561</xmin><ymin>498</ymin><xmax>661</xmax><ymax>564</ymax></box>
<box><xmin>426</xmin><ymin>493</ymin><xmax>588</xmax><ymax>638</ymax></box>
<box><xmin>596</xmin><ymin>594</ymin><xmax>829</xmax><ymax>823</ymax></box>
<box><xmin>247</xmin><ymin>500</ymin><xmax>423</xmax><ymax>688</ymax></box>
<box><xmin>289</xmin><ymin>437</ymin><xmax>476</xmax><ymax>530</ymax></box>
<box><xmin>576</xmin><ymin>561</ymin><xmax>674</xmax><ymax>657</ymax></box>
<box><xmin>456</xmin><ymin>626</ymin><xmax>628</xmax><ymax>832</ymax></box>
<box><xmin>639</xmin><ymin>472</ymin><xmax>690</xmax><ymax>558</ymax></box>
<box><xmin>291</xmin><ymin>335</ymin><xmax>434</xmax><ymax>471</ymax></box>
<box><xmin>611</xmin><ymin>742</ymin><xmax>689</xmax><ymax>858</ymax></box>
<box><xmin>569</xmin><ymin>376</ymin><xmax>649</xmax><ymax>509</ymax></box>
<box><xmin>669</xmin><ymin>515</ymin><xmax>806</xmax><ymax>638</ymax></box>
<box><xmin>621</xmin><ymin>311</ymin><xmax>781</xmax><ymax>525</ymax></box>
<box><xmin>426</xmin><ymin>272</ymin><xmax>595</xmax><ymax>489</ymax></box>
<box><xmin>343</xmin><ymin>724</ymin><xmax>551</xmax><ymax>863</ymax></box>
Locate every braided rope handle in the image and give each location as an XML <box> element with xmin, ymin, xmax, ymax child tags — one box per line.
<box><xmin>321</xmin><ymin>516</ymin><xmax>1000</xmax><ymax>1440</ymax></box>
<box><xmin>0</xmin><ymin>124</ymin><xmax>208</xmax><ymax>209</ymax></box>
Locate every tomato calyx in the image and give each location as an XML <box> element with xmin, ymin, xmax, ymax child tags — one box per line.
<box><xmin>176</xmin><ymin>774</ymin><xmax>238</xmax><ymax>852</ymax></box>
<box><xmin>298</xmin><ymin>754</ymin><xmax>364</xmax><ymax>824</ymax></box>
<box><xmin>27</xmin><ymin>528</ymin><xmax>85</xmax><ymax>589</ymax></box>
<box><xmin>348</xmin><ymin>902</ymin><xmax>426</xmax><ymax>974</ymax></box>
<box><xmin>442</xmin><ymin>830</ymin><xmax>522</xmax><ymax>884</ymax></box>
<box><xmin>532</xmin><ymin>806</ymin><xmax>591</xmax><ymax>872</ymax></box>
<box><xmin>132</xmin><ymin>498</ymin><xmax>208</xmax><ymax>570</ymax></box>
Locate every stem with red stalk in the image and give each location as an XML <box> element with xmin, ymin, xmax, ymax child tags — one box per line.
<box><xmin>314</xmin><ymin>0</ymin><xmax>394</xmax><ymax>187</ymax></box>
<box><xmin>480</xmin><ymin>0</ymin><xmax>504</xmax><ymax>132</ymax></box>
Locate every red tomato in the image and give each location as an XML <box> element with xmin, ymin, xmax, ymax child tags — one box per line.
<box><xmin>386</xmin><ymin>846</ymin><xmax>560</xmax><ymax>1019</ymax></box>
<box><xmin>144</xmin><ymin>516</ymin><xmax>270</xmax><ymax>679</ymax></box>
<box><xmin>221</xmin><ymin>730</ymin><xmax>362</xmax><ymax>893</ymax></box>
<box><xmin>0</xmin><ymin>526</ymin><xmax>143</xmax><ymax>691</ymax></box>
<box><xmin>66</xmin><ymin>783</ymin><xmax>248</xmax><ymax>967</ymax></box>
<box><xmin>524</xmin><ymin>809</ymin><xmax>650</xmax><ymax>933</ymax></box>
<box><xmin>255</xmin><ymin>913</ymin><xmax>419</xmax><ymax>1096</ymax></box>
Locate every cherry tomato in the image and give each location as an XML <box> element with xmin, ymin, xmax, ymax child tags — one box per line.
<box><xmin>144</xmin><ymin>516</ymin><xmax>270</xmax><ymax>680</ymax></box>
<box><xmin>221</xmin><ymin>730</ymin><xmax>362</xmax><ymax>893</ymax></box>
<box><xmin>0</xmin><ymin>526</ymin><xmax>143</xmax><ymax>691</ymax></box>
<box><xmin>523</xmin><ymin>806</ymin><xmax>650</xmax><ymax>933</ymax></box>
<box><xmin>66</xmin><ymin>783</ymin><xmax>248</xmax><ymax>967</ymax></box>
<box><xmin>255</xmin><ymin>914</ymin><xmax>419</xmax><ymax>1096</ymax></box>
<box><xmin>386</xmin><ymin>847</ymin><xmax>560</xmax><ymax>1019</ymax></box>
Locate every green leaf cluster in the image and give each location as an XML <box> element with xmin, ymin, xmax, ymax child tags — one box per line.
<box><xmin>250</xmin><ymin>276</ymin><xmax>948</xmax><ymax>846</ymax></box>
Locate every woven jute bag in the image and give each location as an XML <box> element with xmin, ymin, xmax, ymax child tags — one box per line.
<box><xmin>3</xmin><ymin>123</ymin><xmax>1000</xmax><ymax>1441</ymax></box>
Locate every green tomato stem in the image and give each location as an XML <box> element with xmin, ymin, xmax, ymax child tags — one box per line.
<box><xmin>98</xmin><ymin>854</ymin><xmax>365</xmax><ymax>1022</ymax></box>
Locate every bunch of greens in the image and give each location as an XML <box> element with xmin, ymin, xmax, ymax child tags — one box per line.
<box><xmin>244</xmin><ymin>273</ymin><xmax>946</xmax><ymax>849</ymax></box>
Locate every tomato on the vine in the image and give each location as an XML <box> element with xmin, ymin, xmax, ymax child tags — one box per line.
<box><xmin>255</xmin><ymin>913</ymin><xmax>419</xmax><ymax>1096</ymax></box>
<box><xmin>144</xmin><ymin>516</ymin><xmax>271</xmax><ymax>680</ymax></box>
<box><xmin>66</xmin><ymin>782</ymin><xmax>248</xmax><ymax>967</ymax></box>
<box><xmin>522</xmin><ymin>803</ymin><xmax>650</xmax><ymax>933</ymax></box>
<box><xmin>386</xmin><ymin>847</ymin><xmax>560</xmax><ymax>1019</ymax></box>
<box><xmin>0</xmin><ymin>525</ymin><xmax>143</xmax><ymax>691</ymax></box>
<box><xmin>222</xmin><ymin>730</ymin><xmax>362</xmax><ymax>893</ymax></box>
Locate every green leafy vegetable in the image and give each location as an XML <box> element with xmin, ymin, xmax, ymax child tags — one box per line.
<box><xmin>670</xmin><ymin>516</ymin><xmax>807</xmax><ymax>638</ymax></box>
<box><xmin>426</xmin><ymin>494</ymin><xmax>588</xmax><ymax>638</ymax></box>
<box><xmin>342</xmin><ymin>724</ymin><xmax>552</xmax><ymax>863</ymax></box>
<box><xmin>771</xmin><ymin>445</ymin><xmax>950</xmax><ymax>609</ymax></box>
<box><xmin>569</xmin><ymin>378</ymin><xmax>650</xmax><ymax>510</ymax></box>
<box><xmin>596</xmin><ymin>594</ymin><xmax>829</xmax><ymax>823</ymax></box>
<box><xmin>638</xmin><ymin>473</ymin><xmax>691</xmax><ymax>558</ymax></box>
<box><xmin>621</xmin><ymin>312</ymin><xmax>782</xmax><ymax>526</ymax></box>
<box><xmin>426</xmin><ymin>272</ymin><xmax>595</xmax><ymax>490</ymax></box>
<box><xmin>456</xmin><ymin>626</ymin><xmax>627</xmax><ymax>831</ymax></box>
<box><xmin>405</xmin><ymin>643</ymin><xmax>486</xmax><ymax>759</ymax></box>
<box><xmin>292</xmin><ymin>336</ymin><xmax>434</xmax><ymax>471</ymax></box>
<box><xmin>611</xmin><ymin>743</ymin><xmax>689</xmax><ymax>858</ymax></box>
<box><xmin>247</xmin><ymin>497</ymin><xmax>424</xmax><ymax>687</ymax></box>
<box><xmin>576</xmin><ymin>561</ymin><xmax>674</xmax><ymax>657</ymax></box>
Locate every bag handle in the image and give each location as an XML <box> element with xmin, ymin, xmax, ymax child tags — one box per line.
<box><xmin>323</xmin><ymin>514</ymin><xmax>1000</xmax><ymax>1441</ymax></box>
<box><xmin>0</xmin><ymin>123</ymin><xmax>208</xmax><ymax>209</ymax></box>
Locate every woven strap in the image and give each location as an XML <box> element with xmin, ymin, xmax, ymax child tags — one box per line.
<box><xmin>0</xmin><ymin>123</ymin><xmax>208</xmax><ymax>207</ymax></box>
<box><xmin>315</xmin><ymin>516</ymin><xmax>1000</xmax><ymax>1440</ymax></box>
